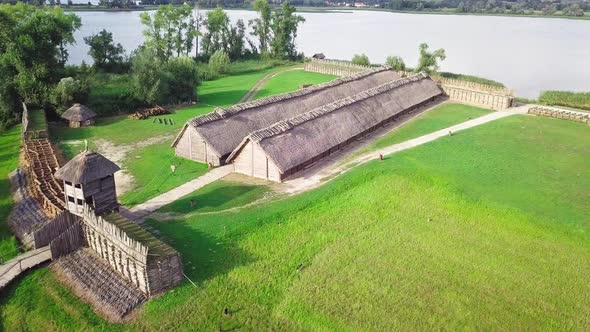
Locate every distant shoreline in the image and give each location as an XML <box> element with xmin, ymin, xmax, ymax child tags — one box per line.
<box><xmin>62</xmin><ymin>5</ymin><xmax>590</xmax><ymax>20</ymax></box>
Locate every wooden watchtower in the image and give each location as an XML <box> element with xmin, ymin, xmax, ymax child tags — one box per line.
<box><xmin>54</xmin><ymin>150</ymin><xmax>120</xmax><ymax>216</ymax></box>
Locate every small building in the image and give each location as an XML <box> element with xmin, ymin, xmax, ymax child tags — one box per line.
<box><xmin>226</xmin><ymin>73</ymin><xmax>443</xmax><ymax>182</ymax></box>
<box><xmin>54</xmin><ymin>150</ymin><xmax>120</xmax><ymax>216</ymax></box>
<box><xmin>172</xmin><ymin>67</ymin><xmax>400</xmax><ymax>166</ymax></box>
<box><xmin>61</xmin><ymin>103</ymin><xmax>97</xmax><ymax>128</ymax></box>
<box><xmin>312</xmin><ymin>53</ymin><xmax>326</xmax><ymax>59</ymax></box>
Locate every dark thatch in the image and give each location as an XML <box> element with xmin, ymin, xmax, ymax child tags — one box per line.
<box><xmin>312</xmin><ymin>53</ymin><xmax>326</xmax><ymax>59</ymax></box>
<box><xmin>227</xmin><ymin>73</ymin><xmax>442</xmax><ymax>174</ymax></box>
<box><xmin>173</xmin><ymin>66</ymin><xmax>400</xmax><ymax>159</ymax></box>
<box><xmin>61</xmin><ymin>104</ymin><xmax>97</xmax><ymax>122</ymax></box>
<box><xmin>54</xmin><ymin>150</ymin><xmax>120</xmax><ymax>184</ymax></box>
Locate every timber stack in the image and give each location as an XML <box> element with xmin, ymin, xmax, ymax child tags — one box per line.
<box><xmin>129</xmin><ymin>105</ymin><xmax>169</xmax><ymax>120</ymax></box>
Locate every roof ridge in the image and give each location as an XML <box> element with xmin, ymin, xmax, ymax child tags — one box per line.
<box><xmin>188</xmin><ymin>66</ymin><xmax>392</xmax><ymax>127</ymax></box>
<box><xmin>248</xmin><ymin>73</ymin><xmax>429</xmax><ymax>143</ymax></box>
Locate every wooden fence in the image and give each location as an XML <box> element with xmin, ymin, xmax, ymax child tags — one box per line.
<box><xmin>304</xmin><ymin>58</ymin><xmax>372</xmax><ymax>77</ymax></box>
<box><xmin>34</xmin><ymin>212</ymin><xmax>80</xmax><ymax>248</ymax></box>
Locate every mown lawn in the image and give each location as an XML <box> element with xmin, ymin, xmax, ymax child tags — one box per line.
<box><xmin>2</xmin><ymin>114</ymin><xmax>589</xmax><ymax>330</ymax></box>
<box><xmin>0</xmin><ymin>126</ymin><xmax>21</xmax><ymax>260</ymax></box>
<box><xmin>254</xmin><ymin>70</ymin><xmax>338</xmax><ymax>99</ymax></box>
<box><xmin>158</xmin><ymin>180</ymin><xmax>270</xmax><ymax>214</ymax></box>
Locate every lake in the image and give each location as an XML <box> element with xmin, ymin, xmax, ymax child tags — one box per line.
<box><xmin>69</xmin><ymin>10</ymin><xmax>590</xmax><ymax>98</ymax></box>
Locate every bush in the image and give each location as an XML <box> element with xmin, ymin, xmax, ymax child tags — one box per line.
<box><xmin>51</xmin><ymin>77</ymin><xmax>90</xmax><ymax>115</ymax></box>
<box><xmin>385</xmin><ymin>56</ymin><xmax>406</xmax><ymax>71</ymax></box>
<box><xmin>164</xmin><ymin>57</ymin><xmax>198</xmax><ymax>104</ymax></box>
<box><xmin>131</xmin><ymin>47</ymin><xmax>168</xmax><ymax>105</ymax></box>
<box><xmin>539</xmin><ymin>91</ymin><xmax>590</xmax><ymax>111</ymax></box>
<box><xmin>351</xmin><ymin>54</ymin><xmax>370</xmax><ymax>66</ymax></box>
<box><xmin>209</xmin><ymin>50</ymin><xmax>231</xmax><ymax>76</ymax></box>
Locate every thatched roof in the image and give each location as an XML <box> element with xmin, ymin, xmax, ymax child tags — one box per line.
<box><xmin>312</xmin><ymin>53</ymin><xmax>326</xmax><ymax>59</ymax></box>
<box><xmin>61</xmin><ymin>104</ymin><xmax>97</xmax><ymax>122</ymax></box>
<box><xmin>172</xmin><ymin>67</ymin><xmax>400</xmax><ymax>158</ymax></box>
<box><xmin>54</xmin><ymin>150</ymin><xmax>120</xmax><ymax>183</ymax></box>
<box><xmin>227</xmin><ymin>73</ymin><xmax>442</xmax><ymax>173</ymax></box>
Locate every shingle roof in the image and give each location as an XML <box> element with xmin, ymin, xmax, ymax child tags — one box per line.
<box><xmin>227</xmin><ymin>73</ymin><xmax>442</xmax><ymax>173</ymax></box>
<box><xmin>61</xmin><ymin>104</ymin><xmax>97</xmax><ymax>122</ymax></box>
<box><xmin>172</xmin><ymin>67</ymin><xmax>400</xmax><ymax>158</ymax></box>
<box><xmin>54</xmin><ymin>150</ymin><xmax>120</xmax><ymax>183</ymax></box>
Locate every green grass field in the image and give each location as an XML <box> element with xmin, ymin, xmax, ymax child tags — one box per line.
<box><xmin>349</xmin><ymin>103</ymin><xmax>491</xmax><ymax>159</ymax></box>
<box><xmin>158</xmin><ymin>180</ymin><xmax>270</xmax><ymax>214</ymax></box>
<box><xmin>254</xmin><ymin>70</ymin><xmax>338</xmax><ymax>99</ymax></box>
<box><xmin>0</xmin><ymin>127</ymin><xmax>21</xmax><ymax>261</ymax></box>
<box><xmin>2</xmin><ymin>114</ymin><xmax>589</xmax><ymax>330</ymax></box>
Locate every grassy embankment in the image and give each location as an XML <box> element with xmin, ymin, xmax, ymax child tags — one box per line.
<box><xmin>2</xmin><ymin>112</ymin><xmax>590</xmax><ymax>330</ymax></box>
<box><xmin>253</xmin><ymin>70</ymin><xmax>338</xmax><ymax>99</ymax></box>
<box><xmin>51</xmin><ymin>62</ymin><xmax>336</xmax><ymax>206</ymax></box>
<box><xmin>0</xmin><ymin>127</ymin><xmax>21</xmax><ymax>261</ymax></box>
<box><xmin>539</xmin><ymin>90</ymin><xmax>590</xmax><ymax>111</ymax></box>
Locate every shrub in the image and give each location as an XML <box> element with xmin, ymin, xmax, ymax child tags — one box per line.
<box><xmin>351</xmin><ymin>54</ymin><xmax>370</xmax><ymax>66</ymax></box>
<box><xmin>164</xmin><ymin>57</ymin><xmax>199</xmax><ymax>104</ymax></box>
<box><xmin>385</xmin><ymin>56</ymin><xmax>406</xmax><ymax>71</ymax></box>
<box><xmin>131</xmin><ymin>47</ymin><xmax>169</xmax><ymax>105</ymax></box>
<box><xmin>51</xmin><ymin>77</ymin><xmax>90</xmax><ymax>115</ymax></box>
<box><xmin>539</xmin><ymin>91</ymin><xmax>590</xmax><ymax>111</ymax></box>
<box><xmin>209</xmin><ymin>50</ymin><xmax>231</xmax><ymax>76</ymax></box>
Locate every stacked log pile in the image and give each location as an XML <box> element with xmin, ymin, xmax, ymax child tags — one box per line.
<box><xmin>128</xmin><ymin>105</ymin><xmax>169</xmax><ymax>120</ymax></box>
<box><xmin>51</xmin><ymin>248</ymin><xmax>147</xmax><ymax>320</ymax></box>
<box><xmin>529</xmin><ymin>106</ymin><xmax>590</xmax><ymax>124</ymax></box>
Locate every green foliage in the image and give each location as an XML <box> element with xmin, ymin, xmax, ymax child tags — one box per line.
<box><xmin>385</xmin><ymin>55</ymin><xmax>406</xmax><ymax>71</ymax></box>
<box><xmin>83</xmin><ymin>29</ymin><xmax>126</xmax><ymax>72</ymax></box>
<box><xmin>200</xmin><ymin>7</ymin><xmax>247</xmax><ymax>60</ymax></box>
<box><xmin>563</xmin><ymin>3</ymin><xmax>585</xmax><ymax>16</ymax></box>
<box><xmin>165</xmin><ymin>56</ymin><xmax>199</xmax><ymax>103</ymax></box>
<box><xmin>351</xmin><ymin>53</ymin><xmax>370</xmax><ymax>66</ymax></box>
<box><xmin>249</xmin><ymin>0</ymin><xmax>272</xmax><ymax>54</ymax></box>
<box><xmin>209</xmin><ymin>50</ymin><xmax>231</xmax><ymax>76</ymax></box>
<box><xmin>437</xmin><ymin>72</ymin><xmax>505</xmax><ymax>87</ymax></box>
<box><xmin>539</xmin><ymin>90</ymin><xmax>590</xmax><ymax>111</ymax></box>
<box><xmin>51</xmin><ymin>77</ymin><xmax>90</xmax><ymax>115</ymax></box>
<box><xmin>0</xmin><ymin>4</ymin><xmax>80</xmax><ymax>129</ymax></box>
<box><xmin>87</xmin><ymin>73</ymin><xmax>139</xmax><ymax>116</ymax></box>
<box><xmin>269</xmin><ymin>1</ymin><xmax>305</xmax><ymax>59</ymax></box>
<box><xmin>140</xmin><ymin>4</ymin><xmax>198</xmax><ymax>62</ymax></box>
<box><xmin>415</xmin><ymin>42</ymin><xmax>446</xmax><ymax>74</ymax></box>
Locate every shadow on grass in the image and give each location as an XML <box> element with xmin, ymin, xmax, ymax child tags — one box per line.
<box><xmin>198</xmin><ymin>90</ymin><xmax>250</xmax><ymax>107</ymax></box>
<box><xmin>162</xmin><ymin>185</ymin><xmax>262</xmax><ymax>214</ymax></box>
<box><xmin>149</xmin><ymin>219</ymin><xmax>254</xmax><ymax>283</ymax></box>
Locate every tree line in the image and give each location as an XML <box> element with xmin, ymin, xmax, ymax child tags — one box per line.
<box><xmin>0</xmin><ymin>1</ymin><xmax>305</xmax><ymax>130</ymax></box>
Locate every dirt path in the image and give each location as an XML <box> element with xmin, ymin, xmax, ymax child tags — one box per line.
<box><xmin>238</xmin><ymin>67</ymin><xmax>304</xmax><ymax>103</ymax></box>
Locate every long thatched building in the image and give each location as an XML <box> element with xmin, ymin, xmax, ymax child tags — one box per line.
<box><xmin>226</xmin><ymin>73</ymin><xmax>443</xmax><ymax>182</ymax></box>
<box><xmin>172</xmin><ymin>67</ymin><xmax>400</xmax><ymax>166</ymax></box>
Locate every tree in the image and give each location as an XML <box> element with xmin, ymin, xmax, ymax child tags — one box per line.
<box><xmin>226</xmin><ymin>19</ymin><xmax>246</xmax><ymax>60</ymax></box>
<box><xmin>0</xmin><ymin>4</ymin><xmax>80</xmax><ymax>129</ymax></box>
<box><xmin>386</xmin><ymin>55</ymin><xmax>406</xmax><ymax>71</ymax></box>
<box><xmin>208</xmin><ymin>49</ymin><xmax>230</xmax><ymax>75</ymax></box>
<box><xmin>164</xmin><ymin>56</ymin><xmax>198</xmax><ymax>104</ymax></box>
<box><xmin>352</xmin><ymin>54</ymin><xmax>370</xmax><ymax>66</ymax></box>
<box><xmin>563</xmin><ymin>4</ymin><xmax>584</xmax><ymax>16</ymax></box>
<box><xmin>131</xmin><ymin>47</ymin><xmax>168</xmax><ymax>105</ymax></box>
<box><xmin>201</xmin><ymin>7</ymin><xmax>230</xmax><ymax>57</ymax></box>
<box><xmin>269</xmin><ymin>1</ymin><xmax>305</xmax><ymax>59</ymax></box>
<box><xmin>249</xmin><ymin>0</ymin><xmax>272</xmax><ymax>55</ymax></box>
<box><xmin>51</xmin><ymin>77</ymin><xmax>90</xmax><ymax>115</ymax></box>
<box><xmin>415</xmin><ymin>43</ymin><xmax>446</xmax><ymax>74</ymax></box>
<box><xmin>84</xmin><ymin>29</ymin><xmax>125</xmax><ymax>71</ymax></box>
<box><xmin>140</xmin><ymin>4</ymin><xmax>197</xmax><ymax>62</ymax></box>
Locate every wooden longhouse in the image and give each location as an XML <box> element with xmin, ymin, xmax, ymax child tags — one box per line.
<box><xmin>172</xmin><ymin>67</ymin><xmax>400</xmax><ymax>166</ymax></box>
<box><xmin>54</xmin><ymin>150</ymin><xmax>120</xmax><ymax>216</ymax></box>
<box><xmin>226</xmin><ymin>73</ymin><xmax>443</xmax><ymax>182</ymax></box>
<box><xmin>61</xmin><ymin>103</ymin><xmax>97</xmax><ymax>128</ymax></box>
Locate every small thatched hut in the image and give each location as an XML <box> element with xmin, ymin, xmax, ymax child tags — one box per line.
<box><xmin>172</xmin><ymin>67</ymin><xmax>400</xmax><ymax>166</ymax></box>
<box><xmin>54</xmin><ymin>150</ymin><xmax>120</xmax><ymax>216</ymax></box>
<box><xmin>226</xmin><ymin>73</ymin><xmax>443</xmax><ymax>182</ymax></box>
<box><xmin>312</xmin><ymin>53</ymin><xmax>326</xmax><ymax>59</ymax></box>
<box><xmin>61</xmin><ymin>104</ymin><xmax>97</xmax><ymax>128</ymax></box>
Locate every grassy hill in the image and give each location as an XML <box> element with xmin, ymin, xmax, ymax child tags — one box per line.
<box><xmin>2</xmin><ymin>113</ymin><xmax>589</xmax><ymax>330</ymax></box>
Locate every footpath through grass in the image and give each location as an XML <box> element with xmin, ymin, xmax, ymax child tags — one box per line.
<box><xmin>254</xmin><ymin>70</ymin><xmax>338</xmax><ymax>99</ymax></box>
<box><xmin>0</xmin><ymin>126</ymin><xmax>21</xmax><ymax>260</ymax></box>
<box><xmin>2</xmin><ymin>114</ymin><xmax>590</xmax><ymax>330</ymax></box>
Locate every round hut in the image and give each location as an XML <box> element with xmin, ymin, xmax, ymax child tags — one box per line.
<box><xmin>54</xmin><ymin>150</ymin><xmax>120</xmax><ymax>216</ymax></box>
<box><xmin>61</xmin><ymin>104</ymin><xmax>97</xmax><ymax>128</ymax></box>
